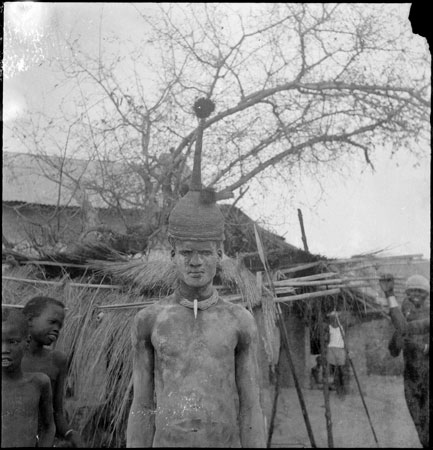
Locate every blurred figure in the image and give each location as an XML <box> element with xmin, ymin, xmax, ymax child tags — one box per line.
<box><xmin>379</xmin><ymin>273</ymin><xmax>430</xmax><ymax>448</ymax></box>
<box><xmin>310</xmin><ymin>355</ymin><xmax>324</xmax><ymax>389</ymax></box>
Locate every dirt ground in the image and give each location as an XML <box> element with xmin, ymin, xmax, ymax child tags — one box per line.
<box><xmin>263</xmin><ymin>375</ymin><xmax>422</xmax><ymax>448</ymax></box>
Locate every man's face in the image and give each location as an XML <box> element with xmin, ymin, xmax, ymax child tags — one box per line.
<box><xmin>28</xmin><ymin>304</ymin><xmax>65</xmax><ymax>346</ymax></box>
<box><xmin>406</xmin><ymin>288</ymin><xmax>429</xmax><ymax>307</ymax></box>
<box><xmin>2</xmin><ymin>323</ymin><xmax>28</xmax><ymax>372</ymax></box>
<box><xmin>172</xmin><ymin>240</ymin><xmax>222</xmax><ymax>288</ymax></box>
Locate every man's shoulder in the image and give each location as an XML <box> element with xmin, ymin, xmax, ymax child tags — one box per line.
<box><xmin>24</xmin><ymin>371</ymin><xmax>51</xmax><ymax>389</ymax></box>
<box><xmin>134</xmin><ymin>294</ymin><xmax>177</xmax><ymax>320</ymax></box>
<box><xmin>217</xmin><ymin>298</ymin><xmax>256</xmax><ymax>325</ymax></box>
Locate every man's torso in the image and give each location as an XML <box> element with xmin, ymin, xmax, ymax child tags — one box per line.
<box><xmin>149</xmin><ymin>295</ymin><xmax>245</xmax><ymax>447</ymax></box>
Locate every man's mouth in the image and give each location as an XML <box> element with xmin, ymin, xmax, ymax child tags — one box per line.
<box><xmin>189</xmin><ymin>272</ymin><xmax>204</xmax><ymax>277</ymax></box>
<box><xmin>2</xmin><ymin>358</ymin><xmax>12</xmax><ymax>366</ymax></box>
<box><xmin>47</xmin><ymin>333</ymin><xmax>58</xmax><ymax>342</ymax></box>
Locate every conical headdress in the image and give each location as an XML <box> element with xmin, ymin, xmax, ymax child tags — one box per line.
<box><xmin>168</xmin><ymin>98</ymin><xmax>225</xmax><ymax>241</ymax></box>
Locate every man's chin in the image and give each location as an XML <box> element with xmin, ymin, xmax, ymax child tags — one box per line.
<box><xmin>184</xmin><ymin>277</ymin><xmax>210</xmax><ymax>288</ymax></box>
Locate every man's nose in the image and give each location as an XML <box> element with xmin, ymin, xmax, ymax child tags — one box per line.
<box><xmin>190</xmin><ymin>252</ymin><xmax>202</xmax><ymax>265</ymax></box>
<box><xmin>2</xmin><ymin>342</ymin><xmax>10</xmax><ymax>353</ymax></box>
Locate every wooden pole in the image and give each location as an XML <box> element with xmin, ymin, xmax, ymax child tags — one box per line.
<box><xmin>318</xmin><ymin>308</ymin><xmax>334</xmax><ymax>448</ymax></box>
<box><xmin>297</xmin><ymin>208</ymin><xmax>309</xmax><ymax>252</ymax></box>
<box><xmin>266</xmin><ymin>346</ymin><xmax>282</xmax><ymax>448</ymax></box>
<box><xmin>335</xmin><ymin>316</ymin><xmax>379</xmax><ymax>446</ymax></box>
<box><xmin>276</xmin><ymin>304</ymin><xmax>317</xmax><ymax>447</ymax></box>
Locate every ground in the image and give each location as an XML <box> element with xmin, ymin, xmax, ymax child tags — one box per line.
<box><xmin>263</xmin><ymin>375</ymin><xmax>422</xmax><ymax>448</ymax></box>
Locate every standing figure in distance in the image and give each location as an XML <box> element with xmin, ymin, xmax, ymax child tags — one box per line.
<box><xmin>379</xmin><ymin>273</ymin><xmax>429</xmax><ymax>448</ymax></box>
<box><xmin>325</xmin><ymin>311</ymin><xmax>347</xmax><ymax>396</ymax></box>
<box><xmin>126</xmin><ymin>98</ymin><xmax>266</xmax><ymax>448</ymax></box>
<box><xmin>22</xmin><ymin>296</ymin><xmax>82</xmax><ymax>447</ymax></box>
<box><xmin>2</xmin><ymin>308</ymin><xmax>55</xmax><ymax>447</ymax></box>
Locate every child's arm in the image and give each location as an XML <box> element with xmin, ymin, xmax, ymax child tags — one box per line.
<box><xmin>37</xmin><ymin>373</ymin><xmax>56</xmax><ymax>447</ymax></box>
<box><xmin>53</xmin><ymin>352</ymin><xmax>83</xmax><ymax>447</ymax></box>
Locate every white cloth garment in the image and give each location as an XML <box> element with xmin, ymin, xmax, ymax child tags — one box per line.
<box><xmin>328</xmin><ymin>324</ymin><xmax>344</xmax><ymax>348</ymax></box>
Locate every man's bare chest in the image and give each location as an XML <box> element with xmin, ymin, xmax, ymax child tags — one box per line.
<box><xmin>151</xmin><ymin>307</ymin><xmax>238</xmax><ymax>360</ymax></box>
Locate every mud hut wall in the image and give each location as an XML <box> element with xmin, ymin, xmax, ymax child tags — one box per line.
<box><xmin>345</xmin><ymin>317</ymin><xmax>404</xmax><ymax>387</ymax></box>
<box><xmin>351</xmin><ymin>318</ymin><xmax>404</xmax><ymax>377</ymax></box>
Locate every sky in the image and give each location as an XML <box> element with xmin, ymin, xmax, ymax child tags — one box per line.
<box><xmin>3</xmin><ymin>2</ymin><xmax>431</xmax><ymax>260</ymax></box>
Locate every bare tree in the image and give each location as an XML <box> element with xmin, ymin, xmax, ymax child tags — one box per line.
<box><xmin>5</xmin><ymin>3</ymin><xmax>430</xmax><ymax>251</ymax></box>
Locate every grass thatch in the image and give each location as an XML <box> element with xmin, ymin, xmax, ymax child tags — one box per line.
<box><xmin>88</xmin><ymin>254</ymin><xmax>262</xmax><ymax>309</ymax></box>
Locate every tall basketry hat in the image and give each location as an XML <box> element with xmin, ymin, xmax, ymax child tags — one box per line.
<box><xmin>168</xmin><ymin>98</ymin><xmax>225</xmax><ymax>241</ymax></box>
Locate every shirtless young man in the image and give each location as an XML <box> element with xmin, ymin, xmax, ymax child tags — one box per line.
<box><xmin>126</xmin><ymin>98</ymin><xmax>265</xmax><ymax>448</ymax></box>
<box><xmin>2</xmin><ymin>308</ymin><xmax>55</xmax><ymax>447</ymax></box>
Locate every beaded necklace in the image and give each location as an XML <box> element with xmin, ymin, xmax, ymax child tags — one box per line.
<box><xmin>178</xmin><ymin>290</ymin><xmax>219</xmax><ymax>319</ymax></box>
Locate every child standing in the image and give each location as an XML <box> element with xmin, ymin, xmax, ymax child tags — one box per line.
<box><xmin>2</xmin><ymin>308</ymin><xmax>55</xmax><ymax>447</ymax></box>
<box><xmin>22</xmin><ymin>296</ymin><xmax>82</xmax><ymax>448</ymax></box>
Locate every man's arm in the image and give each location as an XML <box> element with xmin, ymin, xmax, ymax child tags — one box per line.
<box><xmin>235</xmin><ymin>308</ymin><xmax>266</xmax><ymax>448</ymax></box>
<box><xmin>126</xmin><ymin>309</ymin><xmax>155</xmax><ymax>448</ymax></box>
<box><xmin>388</xmin><ymin>330</ymin><xmax>403</xmax><ymax>357</ymax></box>
<box><xmin>37</xmin><ymin>373</ymin><xmax>56</xmax><ymax>447</ymax></box>
<box><xmin>379</xmin><ymin>274</ymin><xmax>408</xmax><ymax>333</ymax></box>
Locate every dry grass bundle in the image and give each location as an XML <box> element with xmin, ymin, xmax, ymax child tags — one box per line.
<box><xmin>88</xmin><ymin>257</ymin><xmax>177</xmax><ymax>295</ymax></box>
<box><xmin>41</xmin><ymin>242</ymin><xmax>129</xmax><ymax>264</ymax></box>
<box><xmin>219</xmin><ymin>256</ymin><xmax>261</xmax><ymax>309</ymax></box>
<box><xmin>2</xmin><ymin>265</ymin><xmax>68</xmax><ymax>305</ymax></box>
<box><xmin>63</xmin><ymin>287</ymin><xmax>141</xmax><ymax>448</ymax></box>
<box><xmin>89</xmin><ymin>254</ymin><xmax>263</xmax><ymax>307</ymax></box>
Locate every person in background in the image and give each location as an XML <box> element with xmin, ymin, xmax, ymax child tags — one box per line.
<box><xmin>2</xmin><ymin>307</ymin><xmax>55</xmax><ymax>447</ymax></box>
<box><xmin>325</xmin><ymin>311</ymin><xmax>348</xmax><ymax>396</ymax></box>
<box><xmin>379</xmin><ymin>273</ymin><xmax>429</xmax><ymax>448</ymax></box>
<box><xmin>22</xmin><ymin>296</ymin><xmax>82</xmax><ymax>448</ymax></box>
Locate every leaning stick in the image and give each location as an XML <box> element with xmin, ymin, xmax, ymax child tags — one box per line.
<box><xmin>318</xmin><ymin>307</ymin><xmax>334</xmax><ymax>448</ymax></box>
<box><xmin>336</xmin><ymin>316</ymin><xmax>379</xmax><ymax>446</ymax></box>
<box><xmin>266</xmin><ymin>346</ymin><xmax>282</xmax><ymax>448</ymax></box>
<box><xmin>254</xmin><ymin>225</ymin><xmax>317</xmax><ymax>448</ymax></box>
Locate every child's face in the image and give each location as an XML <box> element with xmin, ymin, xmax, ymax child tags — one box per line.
<box><xmin>2</xmin><ymin>323</ymin><xmax>28</xmax><ymax>372</ymax></box>
<box><xmin>28</xmin><ymin>304</ymin><xmax>65</xmax><ymax>346</ymax></box>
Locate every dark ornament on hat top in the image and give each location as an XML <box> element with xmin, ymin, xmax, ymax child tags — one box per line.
<box><xmin>193</xmin><ymin>98</ymin><xmax>215</xmax><ymax>119</ymax></box>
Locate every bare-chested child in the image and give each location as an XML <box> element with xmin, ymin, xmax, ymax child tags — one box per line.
<box><xmin>2</xmin><ymin>308</ymin><xmax>55</xmax><ymax>447</ymax></box>
<box><xmin>22</xmin><ymin>296</ymin><xmax>82</xmax><ymax>447</ymax></box>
